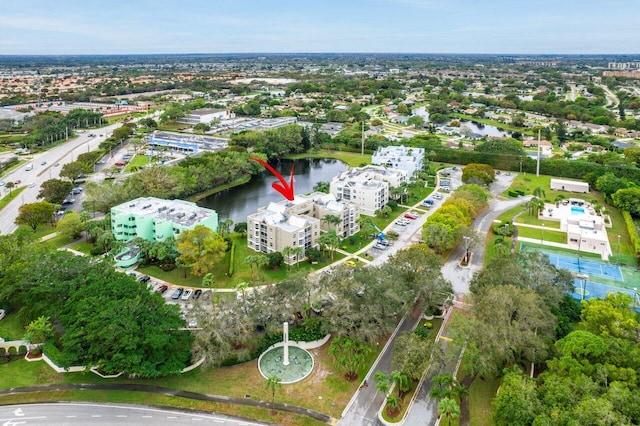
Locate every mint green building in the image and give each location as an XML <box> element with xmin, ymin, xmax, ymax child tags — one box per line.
<box><xmin>111</xmin><ymin>197</ymin><xmax>218</xmax><ymax>243</ymax></box>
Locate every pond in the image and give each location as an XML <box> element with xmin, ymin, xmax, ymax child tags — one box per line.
<box><xmin>198</xmin><ymin>158</ymin><xmax>348</xmax><ymax>224</ymax></box>
<box><xmin>457</xmin><ymin>120</ymin><xmax>508</xmax><ymax>138</ymax></box>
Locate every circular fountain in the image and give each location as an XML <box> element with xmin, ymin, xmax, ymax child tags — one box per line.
<box><xmin>258</xmin><ymin>322</ymin><xmax>314</xmax><ymax>384</ymax></box>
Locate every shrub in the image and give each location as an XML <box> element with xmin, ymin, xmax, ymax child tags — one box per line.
<box><xmin>493</xmin><ymin>221</ymin><xmax>514</xmax><ymax>237</ymax></box>
<box><xmin>18</xmin><ymin>345</ymin><xmax>27</xmax><ymax>355</ymax></box>
<box><xmin>8</xmin><ymin>347</ymin><xmax>17</xmax><ymax>356</ymax></box>
<box><xmin>160</xmin><ymin>263</ymin><xmax>176</xmax><ymax>271</ymax></box>
<box><xmin>386</xmin><ymin>200</ymin><xmax>398</xmax><ymax>209</ymax></box>
<box><xmin>622</xmin><ymin>211</ymin><xmax>640</xmax><ymax>258</ymax></box>
<box><xmin>290</xmin><ymin>317</ymin><xmax>325</xmax><ymax>342</ymax></box>
<box><xmin>414</xmin><ymin>324</ymin><xmax>432</xmax><ymax>340</ymax></box>
<box><xmin>228</xmin><ymin>241</ymin><xmax>235</xmax><ymax>276</ymax></box>
<box><xmin>0</xmin><ymin>348</ymin><xmax>6</xmax><ymax>357</ymax></box>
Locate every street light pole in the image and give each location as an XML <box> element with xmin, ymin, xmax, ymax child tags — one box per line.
<box><xmin>540</xmin><ymin>223</ymin><xmax>544</xmax><ymax>247</ymax></box>
<box><xmin>617</xmin><ymin>235</ymin><xmax>621</xmax><ymax>259</ymax></box>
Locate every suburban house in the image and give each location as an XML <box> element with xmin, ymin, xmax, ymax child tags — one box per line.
<box><xmin>111</xmin><ymin>197</ymin><xmax>218</xmax><ymax>243</ymax></box>
<box><xmin>550</xmin><ymin>178</ymin><xmax>589</xmax><ymax>194</ymax></box>
<box><xmin>330</xmin><ymin>165</ymin><xmax>408</xmax><ymax>216</ymax></box>
<box><xmin>177</xmin><ymin>108</ymin><xmax>234</xmax><ymax>125</ymax></box>
<box><xmin>246</xmin><ymin>193</ymin><xmax>359</xmax><ymax>264</ymax></box>
<box><xmin>371</xmin><ymin>145</ymin><xmax>425</xmax><ymax>177</ymax></box>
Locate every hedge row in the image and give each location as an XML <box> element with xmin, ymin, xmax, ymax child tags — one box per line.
<box><xmin>622</xmin><ymin>211</ymin><xmax>640</xmax><ymax>257</ymax></box>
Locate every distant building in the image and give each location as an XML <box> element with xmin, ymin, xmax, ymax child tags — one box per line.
<box><xmin>550</xmin><ymin>178</ymin><xmax>589</xmax><ymax>194</ymax></box>
<box><xmin>371</xmin><ymin>145</ymin><xmax>425</xmax><ymax>177</ymax></box>
<box><xmin>111</xmin><ymin>197</ymin><xmax>218</xmax><ymax>243</ymax></box>
<box><xmin>178</xmin><ymin>108</ymin><xmax>234</xmax><ymax>125</ymax></box>
<box><xmin>246</xmin><ymin>193</ymin><xmax>359</xmax><ymax>264</ymax></box>
<box><xmin>330</xmin><ymin>165</ymin><xmax>408</xmax><ymax>216</ymax></box>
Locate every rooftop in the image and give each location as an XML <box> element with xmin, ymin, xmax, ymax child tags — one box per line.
<box><xmin>112</xmin><ymin>197</ymin><xmax>216</xmax><ymax>227</ymax></box>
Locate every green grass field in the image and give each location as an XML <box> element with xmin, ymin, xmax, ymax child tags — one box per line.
<box><xmin>123</xmin><ymin>154</ymin><xmax>150</xmax><ymax>172</ymax></box>
<box><xmin>0</xmin><ymin>313</ymin><xmax>26</xmax><ymax>341</ymax></box>
<box><xmin>516</xmin><ymin>226</ymin><xmax>567</xmax><ymax>244</ymax></box>
<box><xmin>0</xmin><ymin>186</ymin><xmax>25</xmax><ymax>211</ymax></box>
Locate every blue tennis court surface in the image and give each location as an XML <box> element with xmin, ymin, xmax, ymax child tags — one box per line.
<box><xmin>571</xmin><ymin>279</ymin><xmax>637</xmax><ymax>302</ymax></box>
<box><xmin>545</xmin><ymin>253</ymin><xmax>624</xmax><ymax>282</ymax></box>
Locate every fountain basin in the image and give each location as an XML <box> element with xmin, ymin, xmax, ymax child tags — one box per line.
<box><xmin>258</xmin><ymin>344</ymin><xmax>313</xmax><ymax>384</ymax></box>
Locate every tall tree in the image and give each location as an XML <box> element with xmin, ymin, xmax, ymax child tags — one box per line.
<box><xmin>175</xmin><ymin>225</ymin><xmax>227</xmax><ymax>277</ymax></box>
<box><xmin>15</xmin><ymin>201</ymin><xmax>55</xmax><ymax>231</ymax></box>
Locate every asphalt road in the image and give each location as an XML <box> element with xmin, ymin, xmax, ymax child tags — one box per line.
<box><xmin>0</xmin><ymin>123</ymin><xmax>121</xmax><ymax>235</ymax></box>
<box><xmin>0</xmin><ymin>403</ymin><xmax>270</xmax><ymax>426</ymax></box>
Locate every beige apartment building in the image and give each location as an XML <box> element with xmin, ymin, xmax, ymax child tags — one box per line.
<box><xmin>330</xmin><ymin>165</ymin><xmax>408</xmax><ymax>216</ymax></box>
<box><xmin>247</xmin><ymin>193</ymin><xmax>359</xmax><ymax>264</ymax></box>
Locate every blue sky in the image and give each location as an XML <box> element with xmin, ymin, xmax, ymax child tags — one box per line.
<box><xmin>1</xmin><ymin>0</ymin><xmax>639</xmax><ymax>55</ymax></box>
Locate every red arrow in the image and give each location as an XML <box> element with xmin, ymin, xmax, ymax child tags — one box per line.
<box><xmin>249</xmin><ymin>157</ymin><xmax>295</xmax><ymax>201</ymax></box>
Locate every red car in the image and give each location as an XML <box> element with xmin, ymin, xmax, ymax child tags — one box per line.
<box><xmin>404</xmin><ymin>212</ymin><xmax>418</xmax><ymax>220</ymax></box>
<box><xmin>14</xmin><ymin>180</ymin><xmax>21</xmax><ymax>185</ymax></box>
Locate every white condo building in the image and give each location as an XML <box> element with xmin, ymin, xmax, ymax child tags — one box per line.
<box><xmin>247</xmin><ymin>193</ymin><xmax>359</xmax><ymax>264</ymax></box>
<box><xmin>330</xmin><ymin>165</ymin><xmax>408</xmax><ymax>216</ymax></box>
<box><xmin>371</xmin><ymin>145</ymin><xmax>425</xmax><ymax>177</ymax></box>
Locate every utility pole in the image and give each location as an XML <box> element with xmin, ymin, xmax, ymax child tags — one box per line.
<box><xmin>536</xmin><ymin>128</ymin><xmax>541</xmax><ymax>177</ymax></box>
<box><xmin>361</xmin><ymin>120</ymin><xmax>365</xmax><ymax>156</ymax></box>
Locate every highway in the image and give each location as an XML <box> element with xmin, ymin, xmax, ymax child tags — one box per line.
<box><xmin>0</xmin><ymin>403</ymin><xmax>269</xmax><ymax>426</ymax></box>
<box><xmin>0</xmin><ymin>123</ymin><xmax>120</xmax><ymax>235</ymax></box>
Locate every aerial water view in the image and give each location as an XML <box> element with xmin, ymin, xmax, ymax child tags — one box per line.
<box><xmin>2</xmin><ymin>1</ymin><xmax>640</xmax><ymax>425</ymax></box>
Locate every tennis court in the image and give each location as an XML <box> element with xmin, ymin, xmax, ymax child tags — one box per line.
<box><xmin>572</xmin><ymin>278</ymin><xmax>638</xmax><ymax>304</ymax></box>
<box><xmin>545</xmin><ymin>253</ymin><xmax>624</xmax><ymax>282</ymax></box>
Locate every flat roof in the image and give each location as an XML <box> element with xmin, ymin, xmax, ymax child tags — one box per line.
<box><xmin>112</xmin><ymin>197</ymin><xmax>215</xmax><ymax>227</ymax></box>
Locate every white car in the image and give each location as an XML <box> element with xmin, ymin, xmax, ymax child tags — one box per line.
<box><xmin>27</xmin><ymin>182</ymin><xmax>36</xmax><ymax>188</ymax></box>
<box><xmin>181</xmin><ymin>289</ymin><xmax>193</xmax><ymax>300</ymax></box>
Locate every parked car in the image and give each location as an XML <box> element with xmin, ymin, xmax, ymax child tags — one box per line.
<box><xmin>171</xmin><ymin>288</ymin><xmax>184</xmax><ymax>300</ymax></box>
<box><xmin>433</xmin><ymin>193</ymin><xmax>443</xmax><ymax>200</ymax></box>
<box><xmin>40</xmin><ymin>161</ymin><xmax>47</xmax><ymax>166</ymax></box>
<box><xmin>27</xmin><ymin>182</ymin><xmax>35</xmax><ymax>188</ymax></box>
<box><xmin>155</xmin><ymin>284</ymin><xmax>169</xmax><ymax>293</ymax></box>
<box><xmin>374</xmin><ymin>243</ymin><xmax>387</xmax><ymax>250</ymax></box>
<box><xmin>344</xmin><ymin>260</ymin><xmax>357</xmax><ymax>267</ymax></box>
<box><xmin>422</xmin><ymin>199</ymin><xmax>434</xmax><ymax>206</ymax></box>
<box><xmin>137</xmin><ymin>275</ymin><xmax>151</xmax><ymax>283</ymax></box>
<box><xmin>193</xmin><ymin>289</ymin><xmax>203</xmax><ymax>299</ymax></box>
<box><xmin>404</xmin><ymin>212</ymin><xmax>418</xmax><ymax>220</ymax></box>
<box><xmin>181</xmin><ymin>289</ymin><xmax>193</xmax><ymax>300</ymax></box>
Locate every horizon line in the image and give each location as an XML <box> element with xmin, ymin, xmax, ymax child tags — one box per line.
<box><xmin>1</xmin><ymin>52</ymin><xmax>640</xmax><ymax>57</ymax></box>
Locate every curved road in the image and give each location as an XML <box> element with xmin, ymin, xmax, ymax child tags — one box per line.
<box><xmin>0</xmin><ymin>403</ymin><xmax>269</xmax><ymax>426</ymax></box>
<box><xmin>0</xmin><ymin>123</ymin><xmax>121</xmax><ymax>235</ymax></box>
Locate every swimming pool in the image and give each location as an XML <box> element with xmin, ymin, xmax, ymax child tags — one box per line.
<box><xmin>571</xmin><ymin>206</ymin><xmax>585</xmax><ymax>215</ymax></box>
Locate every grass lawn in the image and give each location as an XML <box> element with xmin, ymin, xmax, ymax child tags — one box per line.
<box><xmin>0</xmin><ymin>313</ymin><xmax>26</xmax><ymax>341</ymax></box>
<box><xmin>69</xmin><ymin>240</ymin><xmax>95</xmax><ymax>255</ymax></box>
<box><xmin>0</xmin><ymin>335</ymin><xmax>387</xmax><ymax>423</ymax></box>
<box><xmin>513</xmin><ymin>211</ymin><xmax>561</xmax><ymax>228</ymax></box>
<box><xmin>123</xmin><ymin>154</ymin><xmax>150</xmax><ymax>172</ymax></box>
<box><xmin>0</xmin><ymin>186</ymin><xmax>25</xmax><ymax>211</ymax></box>
<box><xmin>516</xmin><ymin>226</ymin><xmax>566</xmax><ymax>244</ymax></box>
<box><xmin>287</xmin><ymin>149</ymin><xmax>371</xmax><ymax>168</ymax></box>
<box><xmin>468</xmin><ymin>376</ymin><xmax>500</xmax><ymax>426</ymax></box>
<box><xmin>41</xmin><ymin>234</ymin><xmax>79</xmax><ymax>250</ymax></box>
<box><xmin>503</xmin><ymin>174</ymin><xmax>578</xmax><ymax>203</ymax></box>
<box><xmin>138</xmin><ymin>234</ymin><xmax>336</xmax><ymax>289</ymax></box>
<box><xmin>483</xmin><ymin>233</ymin><xmax>513</xmax><ymax>267</ymax></box>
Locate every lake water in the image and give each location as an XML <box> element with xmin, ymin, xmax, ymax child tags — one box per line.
<box><xmin>458</xmin><ymin>120</ymin><xmax>508</xmax><ymax>137</ymax></box>
<box><xmin>412</xmin><ymin>106</ymin><xmax>508</xmax><ymax>137</ymax></box>
<box><xmin>198</xmin><ymin>158</ymin><xmax>348</xmax><ymax>224</ymax></box>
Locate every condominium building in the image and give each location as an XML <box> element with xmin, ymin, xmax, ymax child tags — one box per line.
<box><xmin>330</xmin><ymin>165</ymin><xmax>408</xmax><ymax>216</ymax></box>
<box><xmin>246</xmin><ymin>193</ymin><xmax>359</xmax><ymax>264</ymax></box>
<box><xmin>247</xmin><ymin>200</ymin><xmax>321</xmax><ymax>264</ymax></box>
<box><xmin>371</xmin><ymin>145</ymin><xmax>425</xmax><ymax>177</ymax></box>
<box><xmin>111</xmin><ymin>197</ymin><xmax>218</xmax><ymax>242</ymax></box>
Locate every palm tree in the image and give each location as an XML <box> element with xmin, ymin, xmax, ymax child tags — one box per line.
<box><xmin>391</xmin><ymin>370</ymin><xmax>410</xmax><ymax>399</ymax></box>
<box><xmin>437</xmin><ymin>397</ymin><xmax>460</xmax><ymax>426</ymax></box>
<box><xmin>281</xmin><ymin>246</ymin><xmax>294</xmax><ymax>271</ymax></box>
<box><xmin>532</xmin><ymin>186</ymin><xmax>546</xmax><ymax>200</ymax></box>
<box><xmin>5</xmin><ymin>181</ymin><xmax>14</xmax><ymax>195</ymax></box>
<box><xmin>293</xmin><ymin>246</ymin><xmax>304</xmax><ymax>270</ymax></box>
<box><xmin>235</xmin><ymin>282</ymin><xmax>250</xmax><ymax>313</ymax></box>
<box><xmin>386</xmin><ymin>395</ymin><xmax>402</xmax><ymax>416</ymax></box>
<box><xmin>375</xmin><ymin>371</ymin><xmax>391</xmax><ymax>397</ymax></box>
<box><xmin>318</xmin><ymin>230</ymin><xmax>341</xmax><ymax>261</ymax></box>
<box><xmin>264</xmin><ymin>375</ymin><xmax>281</xmax><ymax>411</ymax></box>
<box><xmin>321</xmin><ymin>214</ymin><xmax>342</xmax><ymax>232</ymax></box>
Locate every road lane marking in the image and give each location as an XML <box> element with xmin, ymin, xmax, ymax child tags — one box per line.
<box><xmin>142</xmin><ymin>415</ymin><xmax>153</xmax><ymax>418</ymax></box>
<box><xmin>91</xmin><ymin>415</ymin><xmax>101</xmax><ymax>418</ymax></box>
<box><xmin>66</xmin><ymin>415</ymin><xmax>76</xmax><ymax>418</ymax></box>
<box><xmin>116</xmin><ymin>415</ymin><xmax>127</xmax><ymax>418</ymax></box>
